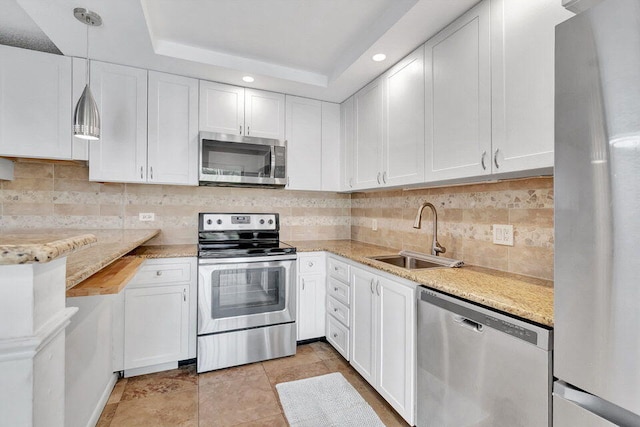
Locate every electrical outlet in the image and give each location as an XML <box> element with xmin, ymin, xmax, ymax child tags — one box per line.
<box><xmin>372</xmin><ymin>219</ymin><xmax>378</xmax><ymax>231</ymax></box>
<box><xmin>493</xmin><ymin>224</ymin><xmax>514</xmax><ymax>246</ymax></box>
<box><xmin>139</xmin><ymin>213</ymin><xmax>155</xmax><ymax>222</ymax></box>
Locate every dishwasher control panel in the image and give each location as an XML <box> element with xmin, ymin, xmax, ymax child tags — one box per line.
<box><xmin>420</xmin><ymin>288</ymin><xmax>545</xmax><ymax>347</ymax></box>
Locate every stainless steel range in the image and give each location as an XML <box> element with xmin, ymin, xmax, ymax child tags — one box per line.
<box><xmin>197</xmin><ymin>213</ymin><xmax>297</xmax><ymax>373</ymax></box>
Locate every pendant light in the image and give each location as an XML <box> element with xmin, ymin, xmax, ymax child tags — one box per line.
<box><xmin>73</xmin><ymin>7</ymin><xmax>102</xmax><ymax>140</ymax></box>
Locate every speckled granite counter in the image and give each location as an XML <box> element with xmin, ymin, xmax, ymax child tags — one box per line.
<box><xmin>128</xmin><ymin>244</ymin><xmax>197</xmax><ymax>259</ymax></box>
<box><xmin>65</xmin><ymin>229</ymin><xmax>160</xmax><ymax>289</ymax></box>
<box><xmin>0</xmin><ymin>231</ymin><xmax>98</xmax><ymax>265</ymax></box>
<box><xmin>290</xmin><ymin>240</ymin><xmax>554</xmax><ymax>327</ymax></box>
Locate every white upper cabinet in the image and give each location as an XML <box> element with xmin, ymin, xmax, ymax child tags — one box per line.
<box><xmin>0</xmin><ymin>45</ymin><xmax>72</xmax><ymax>159</ymax></box>
<box><xmin>285</xmin><ymin>95</ymin><xmax>322</xmax><ymax>190</ymax></box>
<box><xmin>382</xmin><ymin>47</ymin><xmax>425</xmax><ymax>187</ymax></box>
<box><xmin>147</xmin><ymin>71</ymin><xmax>199</xmax><ymax>185</ymax></box>
<box><xmin>199</xmin><ymin>82</ymin><xmax>285</xmax><ymax>140</ymax></box>
<box><xmin>340</xmin><ymin>96</ymin><xmax>355</xmax><ymax>191</ymax></box>
<box><xmin>89</xmin><ymin>64</ymin><xmax>198</xmax><ymax>185</ymax></box>
<box><xmin>321</xmin><ymin>102</ymin><xmax>342</xmax><ymax>192</ymax></box>
<box><xmin>286</xmin><ymin>97</ymin><xmax>341</xmax><ymax>191</ymax></box>
<box><xmin>89</xmin><ymin>61</ymin><xmax>148</xmax><ymax>183</ymax></box>
<box><xmin>245</xmin><ymin>89</ymin><xmax>285</xmax><ymax>140</ymax></box>
<box><xmin>491</xmin><ymin>0</ymin><xmax>573</xmax><ymax>173</ymax></box>
<box><xmin>424</xmin><ymin>0</ymin><xmax>492</xmax><ymax>182</ymax></box>
<box><xmin>353</xmin><ymin>78</ymin><xmax>384</xmax><ymax>189</ymax></box>
<box><xmin>199</xmin><ymin>81</ymin><xmax>245</xmax><ymax>135</ymax></box>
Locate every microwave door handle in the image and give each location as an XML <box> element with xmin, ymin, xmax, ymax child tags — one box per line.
<box><xmin>271</xmin><ymin>147</ymin><xmax>276</xmax><ymax>178</ymax></box>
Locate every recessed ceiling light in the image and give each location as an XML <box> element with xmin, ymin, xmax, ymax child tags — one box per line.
<box><xmin>372</xmin><ymin>53</ymin><xmax>387</xmax><ymax>62</ymax></box>
<box><xmin>242</xmin><ymin>76</ymin><xmax>255</xmax><ymax>83</ymax></box>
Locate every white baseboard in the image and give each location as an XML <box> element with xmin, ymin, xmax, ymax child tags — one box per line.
<box><xmin>85</xmin><ymin>372</ymin><xmax>117</xmax><ymax>427</ymax></box>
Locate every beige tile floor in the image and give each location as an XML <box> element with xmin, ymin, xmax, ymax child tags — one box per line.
<box><xmin>97</xmin><ymin>341</ymin><xmax>409</xmax><ymax>427</ymax></box>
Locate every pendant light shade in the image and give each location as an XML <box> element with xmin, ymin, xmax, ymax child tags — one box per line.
<box><xmin>73</xmin><ymin>84</ymin><xmax>100</xmax><ymax>140</ymax></box>
<box><xmin>73</xmin><ymin>7</ymin><xmax>102</xmax><ymax>140</ymax></box>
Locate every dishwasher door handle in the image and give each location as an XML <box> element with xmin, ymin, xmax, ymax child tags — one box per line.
<box><xmin>454</xmin><ymin>315</ymin><xmax>484</xmax><ymax>332</ymax></box>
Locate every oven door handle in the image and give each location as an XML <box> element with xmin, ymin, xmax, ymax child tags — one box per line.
<box><xmin>198</xmin><ymin>254</ymin><xmax>297</xmax><ymax>265</ymax></box>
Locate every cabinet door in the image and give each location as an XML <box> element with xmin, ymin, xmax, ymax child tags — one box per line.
<box><xmin>244</xmin><ymin>89</ymin><xmax>285</xmax><ymax>140</ymax></box>
<box><xmin>0</xmin><ymin>45</ymin><xmax>72</xmax><ymax>159</ymax></box>
<box><xmin>353</xmin><ymin>79</ymin><xmax>384</xmax><ymax>189</ymax></box>
<box><xmin>350</xmin><ymin>267</ymin><xmax>377</xmax><ymax>384</ymax></box>
<box><xmin>199</xmin><ymin>81</ymin><xmax>244</xmax><ymax>135</ymax></box>
<box><xmin>424</xmin><ymin>0</ymin><xmax>491</xmax><ymax>181</ymax></box>
<box><xmin>89</xmin><ymin>61</ymin><xmax>147</xmax><ymax>183</ymax></box>
<box><xmin>321</xmin><ymin>102</ymin><xmax>342</xmax><ymax>192</ymax></box>
<box><xmin>491</xmin><ymin>0</ymin><xmax>573</xmax><ymax>173</ymax></box>
<box><xmin>297</xmin><ymin>273</ymin><xmax>326</xmax><ymax>341</ymax></box>
<box><xmin>148</xmin><ymin>71</ymin><xmax>198</xmax><ymax>185</ymax></box>
<box><xmin>341</xmin><ymin>97</ymin><xmax>355</xmax><ymax>190</ymax></box>
<box><xmin>285</xmin><ymin>95</ymin><xmax>322</xmax><ymax>190</ymax></box>
<box><xmin>383</xmin><ymin>47</ymin><xmax>425</xmax><ymax>187</ymax></box>
<box><xmin>377</xmin><ymin>277</ymin><xmax>416</xmax><ymax>425</ymax></box>
<box><xmin>124</xmin><ymin>284</ymin><xmax>189</xmax><ymax>369</ymax></box>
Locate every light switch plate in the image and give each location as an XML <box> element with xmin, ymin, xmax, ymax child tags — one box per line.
<box><xmin>139</xmin><ymin>213</ymin><xmax>155</xmax><ymax>222</ymax></box>
<box><xmin>493</xmin><ymin>224</ymin><xmax>514</xmax><ymax>246</ymax></box>
<box><xmin>372</xmin><ymin>219</ymin><xmax>378</xmax><ymax>231</ymax></box>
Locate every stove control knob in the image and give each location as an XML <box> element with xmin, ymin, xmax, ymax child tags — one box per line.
<box><xmin>206</xmin><ymin>219</ymin><xmax>212</xmax><ymax>225</ymax></box>
<box><xmin>268</xmin><ymin>219</ymin><xmax>274</xmax><ymax>225</ymax></box>
<box><xmin>216</xmin><ymin>219</ymin><xmax>223</xmax><ymax>225</ymax></box>
<box><xmin>259</xmin><ymin>219</ymin><xmax>265</xmax><ymax>225</ymax></box>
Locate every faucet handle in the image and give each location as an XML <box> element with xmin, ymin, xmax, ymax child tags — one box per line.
<box><xmin>434</xmin><ymin>242</ymin><xmax>446</xmax><ymax>255</ymax></box>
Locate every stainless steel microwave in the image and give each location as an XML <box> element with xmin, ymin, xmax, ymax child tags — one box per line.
<box><xmin>199</xmin><ymin>132</ymin><xmax>287</xmax><ymax>187</ymax></box>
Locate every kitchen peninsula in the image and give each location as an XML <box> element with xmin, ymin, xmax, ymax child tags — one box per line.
<box><xmin>0</xmin><ymin>228</ymin><xmax>159</xmax><ymax>427</ymax></box>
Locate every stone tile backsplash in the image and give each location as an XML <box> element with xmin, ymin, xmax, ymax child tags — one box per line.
<box><xmin>0</xmin><ymin>160</ymin><xmax>554</xmax><ymax>279</ymax></box>
<box><xmin>351</xmin><ymin>178</ymin><xmax>554</xmax><ymax>280</ymax></box>
<box><xmin>0</xmin><ymin>160</ymin><xmax>351</xmax><ymax>245</ymax></box>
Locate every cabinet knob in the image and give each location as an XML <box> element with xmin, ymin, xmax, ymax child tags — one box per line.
<box><xmin>334</xmin><ymin>308</ymin><xmax>339</xmax><ymax>312</ymax></box>
<box><xmin>308</xmin><ymin>261</ymin><xmax>314</xmax><ymax>267</ymax></box>
<box><xmin>333</xmin><ymin>333</ymin><xmax>338</xmax><ymax>338</ymax></box>
<box><xmin>334</xmin><ymin>287</ymin><xmax>338</xmax><ymax>292</ymax></box>
<box><xmin>334</xmin><ymin>267</ymin><xmax>339</xmax><ymax>271</ymax></box>
<box><xmin>156</xmin><ymin>270</ymin><xmax>163</xmax><ymax>276</ymax></box>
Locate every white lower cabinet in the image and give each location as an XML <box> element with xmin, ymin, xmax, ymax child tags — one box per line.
<box><xmin>350</xmin><ymin>264</ymin><xmax>416</xmax><ymax>425</ymax></box>
<box><xmin>297</xmin><ymin>252</ymin><xmax>326</xmax><ymax>341</ymax></box>
<box><xmin>326</xmin><ymin>255</ymin><xmax>351</xmax><ymax>360</ymax></box>
<box><xmin>121</xmin><ymin>258</ymin><xmax>197</xmax><ymax>377</ymax></box>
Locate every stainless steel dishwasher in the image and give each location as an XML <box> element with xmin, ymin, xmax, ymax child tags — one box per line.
<box><xmin>417</xmin><ymin>287</ymin><xmax>552</xmax><ymax>427</ymax></box>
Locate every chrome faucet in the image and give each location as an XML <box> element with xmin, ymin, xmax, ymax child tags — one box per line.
<box><xmin>413</xmin><ymin>202</ymin><xmax>446</xmax><ymax>256</ymax></box>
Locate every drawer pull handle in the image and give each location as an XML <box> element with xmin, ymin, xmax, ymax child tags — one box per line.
<box><xmin>183</xmin><ymin>289</ymin><xmax>186</xmax><ymax>302</ymax></box>
<box><xmin>156</xmin><ymin>270</ymin><xmax>163</xmax><ymax>276</ymax></box>
<box><xmin>302</xmin><ymin>278</ymin><xmax>305</xmax><ymax>290</ymax></box>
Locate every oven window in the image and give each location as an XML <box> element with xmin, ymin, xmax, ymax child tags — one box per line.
<box><xmin>202</xmin><ymin>140</ymin><xmax>272</xmax><ymax>178</ymax></box>
<box><xmin>210</xmin><ymin>266</ymin><xmax>286</xmax><ymax>319</ymax></box>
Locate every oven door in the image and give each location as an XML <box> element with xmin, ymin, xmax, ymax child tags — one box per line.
<box><xmin>198</xmin><ymin>255</ymin><xmax>296</xmax><ymax>335</ymax></box>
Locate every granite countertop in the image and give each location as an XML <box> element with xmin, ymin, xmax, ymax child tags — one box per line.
<box><xmin>0</xmin><ymin>230</ymin><xmax>98</xmax><ymax>265</ymax></box>
<box><xmin>290</xmin><ymin>240</ymin><xmax>554</xmax><ymax>327</ymax></box>
<box><xmin>65</xmin><ymin>229</ymin><xmax>160</xmax><ymax>289</ymax></box>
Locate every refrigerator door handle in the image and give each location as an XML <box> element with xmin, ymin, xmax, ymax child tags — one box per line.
<box><xmin>554</xmin><ymin>381</ymin><xmax>640</xmax><ymax>426</ymax></box>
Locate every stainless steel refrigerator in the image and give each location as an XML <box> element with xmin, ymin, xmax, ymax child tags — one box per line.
<box><xmin>554</xmin><ymin>0</ymin><xmax>640</xmax><ymax>425</ymax></box>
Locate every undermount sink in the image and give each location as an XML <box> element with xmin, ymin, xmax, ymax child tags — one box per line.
<box><xmin>368</xmin><ymin>251</ymin><xmax>464</xmax><ymax>270</ymax></box>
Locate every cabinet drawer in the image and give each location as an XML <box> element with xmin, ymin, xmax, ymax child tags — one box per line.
<box><xmin>130</xmin><ymin>261</ymin><xmax>192</xmax><ymax>285</ymax></box>
<box><xmin>298</xmin><ymin>253</ymin><xmax>325</xmax><ymax>274</ymax></box>
<box><xmin>326</xmin><ymin>315</ymin><xmax>349</xmax><ymax>360</ymax></box>
<box><xmin>327</xmin><ymin>296</ymin><xmax>350</xmax><ymax>327</ymax></box>
<box><xmin>327</xmin><ymin>277</ymin><xmax>350</xmax><ymax>306</ymax></box>
<box><xmin>328</xmin><ymin>257</ymin><xmax>349</xmax><ymax>283</ymax></box>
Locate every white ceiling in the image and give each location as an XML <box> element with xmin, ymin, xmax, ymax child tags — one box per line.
<box><xmin>12</xmin><ymin>0</ymin><xmax>479</xmax><ymax>103</ymax></box>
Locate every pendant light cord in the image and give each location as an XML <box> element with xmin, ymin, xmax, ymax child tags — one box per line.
<box><xmin>85</xmin><ymin>16</ymin><xmax>90</xmax><ymax>86</ymax></box>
